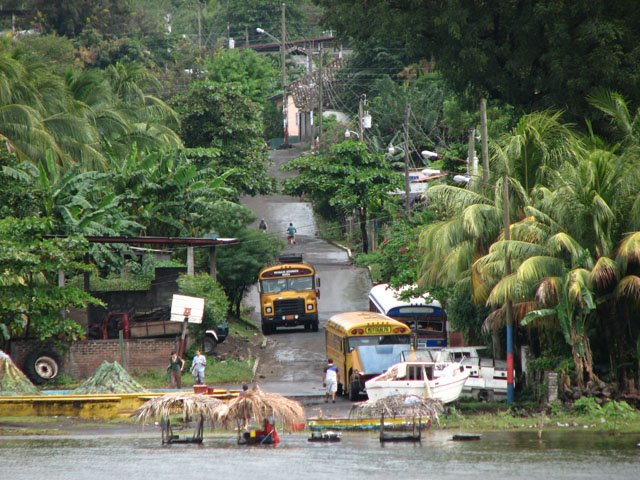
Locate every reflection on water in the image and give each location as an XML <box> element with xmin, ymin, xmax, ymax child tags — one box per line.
<box><xmin>1</xmin><ymin>429</ymin><xmax>639</xmax><ymax>480</ymax></box>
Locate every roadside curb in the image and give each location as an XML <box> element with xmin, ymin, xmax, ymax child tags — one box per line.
<box><xmin>326</xmin><ymin>240</ymin><xmax>353</xmax><ymax>262</ymax></box>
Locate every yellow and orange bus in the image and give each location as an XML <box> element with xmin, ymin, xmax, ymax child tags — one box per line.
<box><xmin>325</xmin><ymin>311</ymin><xmax>412</xmax><ymax>400</ymax></box>
<box><xmin>258</xmin><ymin>254</ymin><xmax>320</xmax><ymax>334</ymax></box>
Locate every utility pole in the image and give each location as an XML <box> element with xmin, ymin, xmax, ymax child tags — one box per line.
<box><xmin>318</xmin><ymin>43</ymin><xmax>323</xmax><ymax>149</ymax></box>
<box><xmin>281</xmin><ymin>3</ymin><xmax>288</xmax><ymax>147</ymax></box>
<box><xmin>502</xmin><ymin>173</ymin><xmax>515</xmax><ymax>405</ymax></box>
<box><xmin>481</xmin><ymin>98</ymin><xmax>489</xmax><ymax>183</ymax></box>
<box><xmin>403</xmin><ymin>106</ymin><xmax>411</xmax><ymax>214</ymax></box>
<box><xmin>358</xmin><ymin>95</ymin><xmax>364</xmax><ymax>140</ymax></box>
<box><xmin>467</xmin><ymin>128</ymin><xmax>476</xmax><ymax>176</ymax></box>
<box><xmin>196</xmin><ymin>1</ymin><xmax>202</xmax><ymax>52</ymax></box>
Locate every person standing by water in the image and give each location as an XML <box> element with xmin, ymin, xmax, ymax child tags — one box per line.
<box><xmin>191</xmin><ymin>350</ymin><xmax>207</xmax><ymax>385</ymax></box>
<box><xmin>167</xmin><ymin>351</ymin><xmax>185</xmax><ymax>389</ymax></box>
<box><xmin>286</xmin><ymin>222</ymin><xmax>297</xmax><ymax>245</ymax></box>
<box><xmin>240</xmin><ymin>383</ymin><xmax>250</xmax><ymax>430</ymax></box>
<box><xmin>258</xmin><ymin>218</ymin><xmax>268</xmax><ymax>232</ymax></box>
<box><xmin>322</xmin><ymin>358</ymin><xmax>338</xmax><ymax>403</ymax></box>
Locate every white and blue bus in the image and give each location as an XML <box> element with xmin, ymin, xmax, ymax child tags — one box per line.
<box><xmin>368</xmin><ymin>283</ymin><xmax>447</xmax><ymax>348</ymax></box>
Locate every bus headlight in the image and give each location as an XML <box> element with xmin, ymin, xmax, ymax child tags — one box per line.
<box><xmin>307</xmin><ymin>304</ymin><xmax>313</xmax><ymax>310</ymax></box>
<box><xmin>265</xmin><ymin>306</ymin><xmax>273</xmax><ymax>314</ymax></box>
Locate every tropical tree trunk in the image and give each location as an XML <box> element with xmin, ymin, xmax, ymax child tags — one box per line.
<box><xmin>570</xmin><ymin>326</ymin><xmax>598</xmax><ymax>389</ymax></box>
<box><xmin>570</xmin><ymin>328</ymin><xmax>586</xmax><ymax>389</ymax></box>
<box><xmin>359</xmin><ymin>207</ymin><xmax>369</xmax><ymax>253</ymax></box>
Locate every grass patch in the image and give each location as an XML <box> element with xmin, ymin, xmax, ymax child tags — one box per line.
<box><xmin>438</xmin><ymin>400</ymin><xmax>640</xmax><ymax>434</ymax></box>
<box><xmin>206</xmin><ymin>358</ymin><xmax>254</xmax><ymax>384</ymax></box>
<box><xmin>133</xmin><ymin>357</ymin><xmax>254</xmax><ymax>389</ymax></box>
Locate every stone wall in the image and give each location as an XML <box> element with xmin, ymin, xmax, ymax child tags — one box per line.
<box><xmin>10</xmin><ymin>337</ymin><xmax>179</xmax><ymax>378</ymax></box>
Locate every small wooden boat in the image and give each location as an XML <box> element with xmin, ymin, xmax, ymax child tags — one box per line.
<box><xmin>308</xmin><ymin>431</ymin><xmax>341</xmax><ymax>442</ymax></box>
<box><xmin>378</xmin><ymin>413</ymin><xmax>423</xmax><ymax>443</ymax></box>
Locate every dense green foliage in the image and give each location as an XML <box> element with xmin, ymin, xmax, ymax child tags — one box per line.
<box><xmin>177</xmin><ymin>272</ymin><xmax>229</xmax><ymax>343</ymax></box>
<box><xmin>283</xmin><ymin>141</ymin><xmax>401</xmax><ymax>253</ymax></box>
<box><xmin>207</xmin><ymin>201</ymin><xmax>282</xmax><ymax>315</ymax></box>
<box><xmin>175</xmin><ymin>82</ymin><xmax>275</xmax><ymax>195</ymax></box>
<box><xmin>314</xmin><ymin>0</ymin><xmax>640</xmax><ymax>123</ymax></box>
<box><xmin>0</xmin><ymin>217</ymin><xmax>100</xmax><ymax>349</ymax></box>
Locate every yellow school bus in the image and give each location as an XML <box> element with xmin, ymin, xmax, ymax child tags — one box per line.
<box><xmin>325</xmin><ymin>311</ymin><xmax>412</xmax><ymax>400</ymax></box>
<box><xmin>258</xmin><ymin>254</ymin><xmax>320</xmax><ymax>335</ymax></box>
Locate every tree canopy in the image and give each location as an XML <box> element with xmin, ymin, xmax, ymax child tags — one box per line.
<box><xmin>314</xmin><ymin>0</ymin><xmax>640</xmax><ymax>121</ymax></box>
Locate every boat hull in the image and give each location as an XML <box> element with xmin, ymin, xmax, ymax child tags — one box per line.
<box><xmin>365</xmin><ymin>374</ymin><xmax>468</xmax><ymax>403</ymax></box>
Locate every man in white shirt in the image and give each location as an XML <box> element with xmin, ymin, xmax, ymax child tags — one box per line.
<box><xmin>191</xmin><ymin>350</ymin><xmax>207</xmax><ymax>385</ymax></box>
<box><xmin>322</xmin><ymin>359</ymin><xmax>338</xmax><ymax>403</ymax></box>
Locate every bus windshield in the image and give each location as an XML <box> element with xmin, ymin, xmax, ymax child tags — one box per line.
<box><xmin>261</xmin><ymin>277</ymin><xmax>313</xmax><ymax>293</ymax></box>
<box><xmin>347</xmin><ymin>334</ymin><xmax>411</xmax><ymax>351</ymax></box>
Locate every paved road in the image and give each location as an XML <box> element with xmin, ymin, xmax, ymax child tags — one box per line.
<box><xmin>241</xmin><ymin>146</ymin><xmax>371</xmax><ymax>407</ymax></box>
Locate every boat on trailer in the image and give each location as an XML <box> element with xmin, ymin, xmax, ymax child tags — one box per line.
<box><xmin>364</xmin><ymin>353</ymin><xmax>469</xmax><ymax>403</ymax></box>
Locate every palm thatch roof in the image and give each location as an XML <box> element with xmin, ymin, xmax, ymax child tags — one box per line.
<box><xmin>350</xmin><ymin>395</ymin><xmax>443</xmax><ymax>424</ymax></box>
<box><xmin>0</xmin><ymin>350</ymin><xmax>40</xmax><ymax>396</ymax></box>
<box><xmin>72</xmin><ymin>361</ymin><xmax>147</xmax><ymax>394</ymax></box>
<box><xmin>133</xmin><ymin>392</ymin><xmax>225</xmax><ymax>425</ymax></box>
<box><xmin>219</xmin><ymin>388</ymin><xmax>305</xmax><ymax>430</ymax></box>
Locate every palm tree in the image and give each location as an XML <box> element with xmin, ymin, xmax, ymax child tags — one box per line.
<box><xmin>588</xmin><ymin>89</ymin><xmax>640</xmax><ymax>148</ymax></box>
<box><xmin>0</xmin><ymin>52</ymin><xmax>57</xmax><ymax>161</ymax></box>
<box><xmin>521</xmin><ymin>269</ymin><xmax>597</xmax><ymax>388</ymax></box>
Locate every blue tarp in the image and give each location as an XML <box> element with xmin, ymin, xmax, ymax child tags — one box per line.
<box><xmin>356</xmin><ymin>344</ymin><xmax>411</xmax><ymax>376</ymax></box>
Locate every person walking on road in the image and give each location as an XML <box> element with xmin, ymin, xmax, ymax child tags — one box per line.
<box><xmin>167</xmin><ymin>351</ymin><xmax>185</xmax><ymax>389</ymax></box>
<box><xmin>286</xmin><ymin>222</ymin><xmax>297</xmax><ymax>245</ymax></box>
<box><xmin>191</xmin><ymin>350</ymin><xmax>207</xmax><ymax>385</ymax></box>
<box><xmin>323</xmin><ymin>358</ymin><xmax>338</xmax><ymax>403</ymax></box>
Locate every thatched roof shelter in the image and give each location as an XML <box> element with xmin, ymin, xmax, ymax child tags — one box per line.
<box><xmin>133</xmin><ymin>392</ymin><xmax>225</xmax><ymax>425</ymax></box>
<box><xmin>350</xmin><ymin>395</ymin><xmax>443</xmax><ymax>424</ymax></box>
<box><xmin>220</xmin><ymin>388</ymin><xmax>305</xmax><ymax>431</ymax></box>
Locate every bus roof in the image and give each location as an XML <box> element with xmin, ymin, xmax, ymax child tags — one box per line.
<box><xmin>259</xmin><ymin>262</ymin><xmax>315</xmax><ymax>276</ymax></box>
<box><xmin>325</xmin><ymin>311</ymin><xmax>408</xmax><ymax>334</ymax></box>
<box><xmin>368</xmin><ymin>283</ymin><xmax>442</xmax><ymax>314</ymax></box>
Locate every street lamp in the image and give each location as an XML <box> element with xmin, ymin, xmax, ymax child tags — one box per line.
<box><xmin>344</xmin><ymin>129</ymin><xmax>360</xmax><ymax>139</ymax></box>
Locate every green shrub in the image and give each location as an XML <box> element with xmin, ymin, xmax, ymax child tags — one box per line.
<box><xmin>572</xmin><ymin>396</ymin><xmax>602</xmax><ymax>416</ymax></box>
<box><xmin>601</xmin><ymin>400</ymin><xmax>637</xmax><ymax>433</ymax></box>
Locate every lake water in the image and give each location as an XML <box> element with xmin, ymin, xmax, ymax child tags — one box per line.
<box><xmin>1</xmin><ymin>428</ymin><xmax>639</xmax><ymax>480</ymax></box>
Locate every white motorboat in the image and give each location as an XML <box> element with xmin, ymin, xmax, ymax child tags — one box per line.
<box><xmin>364</xmin><ymin>354</ymin><xmax>469</xmax><ymax>403</ymax></box>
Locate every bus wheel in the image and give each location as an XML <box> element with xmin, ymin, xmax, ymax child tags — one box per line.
<box><xmin>348</xmin><ymin>381</ymin><xmax>360</xmax><ymax>401</ymax></box>
<box><xmin>311</xmin><ymin>321</ymin><xmax>319</xmax><ymax>332</ymax></box>
<box><xmin>337</xmin><ymin>383</ymin><xmax>344</xmax><ymax>396</ymax></box>
<box><xmin>262</xmin><ymin>324</ymin><xmax>273</xmax><ymax>335</ymax></box>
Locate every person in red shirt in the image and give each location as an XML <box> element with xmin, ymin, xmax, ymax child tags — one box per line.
<box><xmin>256</xmin><ymin>418</ymin><xmax>280</xmax><ymax>445</ymax></box>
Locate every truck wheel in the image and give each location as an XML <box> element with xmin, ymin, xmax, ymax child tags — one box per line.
<box><xmin>312</xmin><ymin>320</ymin><xmax>319</xmax><ymax>332</ymax></box>
<box><xmin>261</xmin><ymin>324</ymin><xmax>273</xmax><ymax>335</ymax></box>
<box><xmin>203</xmin><ymin>336</ymin><xmax>218</xmax><ymax>355</ymax></box>
<box><xmin>24</xmin><ymin>348</ymin><xmax>62</xmax><ymax>384</ymax></box>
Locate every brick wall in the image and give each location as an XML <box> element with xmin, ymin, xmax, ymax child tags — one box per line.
<box><xmin>10</xmin><ymin>337</ymin><xmax>179</xmax><ymax>379</ymax></box>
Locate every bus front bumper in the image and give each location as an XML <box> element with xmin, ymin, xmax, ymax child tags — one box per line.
<box><xmin>261</xmin><ymin>312</ymin><xmax>318</xmax><ymax>328</ymax></box>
